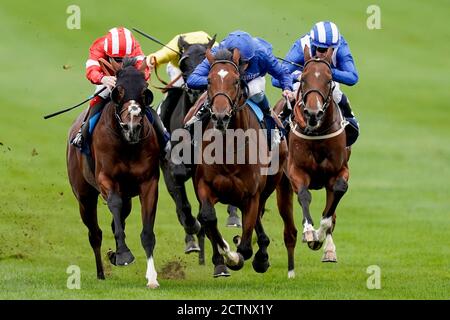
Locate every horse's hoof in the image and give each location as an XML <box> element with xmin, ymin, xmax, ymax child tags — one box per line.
<box><xmin>307</xmin><ymin>240</ymin><xmax>323</xmax><ymax>251</ymax></box>
<box><xmin>233</xmin><ymin>235</ymin><xmax>241</xmax><ymax>246</ymax></box>
<box><xmin>185</xmin><ymin>240</ymin><xmax>201</xmax><ymax>254</ymax></box>
<box><xmin>185</xmin><ymin>219</ymin><xmax>201</xmax><ymax>235</ymax></box>
<box><xmin>252</xmin><ymin>252</ymin><xmax>270</xmax><ymax>273</ymax></box>
<box><xmin>322</xmin><ymin>251</ymin><xmax>337</xmax><ymax>263</ymax></box>
<box><xmin>199</xmin><ymin>257</ymin><xmax>205</xmax><ymax>265</ymax></box>
<box><xmin>226</xmin><ymin>253</ymin><xmax>244</xmax><ymax>271</ymax></box>
<box><xmin>115</xmin><ymin>250</ymin><xmax>135</xmax><ymax>266</ymax></box>
<box><xmin>226</xmin><ymin>215</ymin><xmax>241</xmax><ymax>228</ymax></box>
<box><xmin>97</xmin><ymin>272</ymin><xmax>105</xmax><ymax>280</ymax></box>
<box><xmin>146</xmin><ymin>280</ymin><xmax>160</xmax><ymax>289</ymax></box>
<box><xmin>302</xmin><ymin>230</ymin><xmax>318</xmax><ymax>243</ymax></box>
<box><xmin>288</xmin><ymin>270</ymin><xmax>295</xmax><ymax>279</ymax></box>
<box><xmin>213</xmin><ymin>265</ymin><xmax>230</xmax><ymax>278</ymax></box>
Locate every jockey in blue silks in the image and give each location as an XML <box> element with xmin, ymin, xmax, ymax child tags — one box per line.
<box><xmin>186</xmin><ymin>30</ymin><xmax>293</xmax><ymax>132</ymax></box>
<box><xmin>272</xmin><ymin>21</ymin><xmax>360</xmax><ymax>146</ymax></box>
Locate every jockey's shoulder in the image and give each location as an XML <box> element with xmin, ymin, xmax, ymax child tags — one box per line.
<box><xmin>178</xmin><ymin>31</ymin><xmax>217</xmax><ymax>45</ymax></box>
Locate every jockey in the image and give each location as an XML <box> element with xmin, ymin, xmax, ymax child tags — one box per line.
<box><xmin>185</xmin><ymin>30</ymin><xmax>293</xmax><ymax>131</ymax></box>
<box><xmin>146</xmin><ymin>31</ymin><xmax>217</xmax><ymax>127</ymax></box>
<box><xmin>71</xmin><ymin>27</ymin><xmax>170</xmax><ymax>156</ymax></box>
<box><xmin>272</xmin><ymin>21</ymin><xmax>360</xmax><ymax>146</ymax></box>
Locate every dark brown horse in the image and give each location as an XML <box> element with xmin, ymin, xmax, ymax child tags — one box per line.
<box><xmin>288</xmin><ymin>46</ymin><xmax>351</xmax><ymax>262</ymax></box>
<box><xmin>193</xmin><ymin>48</ymin><xmax>297</xmax><ymax>277</ymax></box>
<box><xmin>67</xmin><ymin>58</ymin><xmax>161</xmax><ymax>288</ymax></box>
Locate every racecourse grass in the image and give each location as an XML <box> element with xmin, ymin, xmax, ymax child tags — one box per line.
<box><xmin>0</xmin><ymin>0</ymin><xmax>449</xmax><ymax>299</ymax></box>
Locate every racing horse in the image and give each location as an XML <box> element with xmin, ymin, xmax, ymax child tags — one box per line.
<box><xmin>288</xmin><ymin>45</ymin><xmax>351</xmax><ymax>262</ymax></box>
<box><xmin>158</xmin><ymin>35</ymin><xmax>239</xmax><ymax>263</ymax></box>
<box><xmin>67</xmin><ymin>58</ymin><xmax>161</xmax><ymax>288</ymax></box>
<box><xmin>193</xmin><ymin>48</ymin><xmax>296</xmax><ymax>277</ymax></box>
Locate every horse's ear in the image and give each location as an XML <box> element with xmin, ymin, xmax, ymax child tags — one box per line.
<box><xmin>178</xmin><ymin>36</ymin><xmax>189</xmax><ymax>52</ymax></box>
<box><xmin>110</xmin><ymin>57</ymin><xmax>121</xmax><ymax>73</ymax></box>
<box><xmin>142</xmin><ymin>88</ymin><xmax>154</xmax><ymax>106</ymax></box>
<box><xmin>206</xmin><ymin>48</ymin><xmax>214</xmax><ymax>64</ymax></box>
<box><xmin>324</xmin><ymin>47</ymin><xmax>333</xmax><ymax>63</ymax></box>
<box><xmin>111</xmin><ymin>85</ymin><xmax>125</xmax><ymax>104</ymax></box>
<box><xmin>139</xmin><ymin>58</ymin><xmax>147</xmax><ymax>75</ymax></box>
<box><xmin>303</xmin><ymin>44</ymin><xmax>311</xmax><ymax>62</ymax></box>
<box><xmin>207</xmin><ymin>34</ymin><xmax>217</xmax><ymax>49</ymax></box>
<box><xmin>232</xmin><ymin>48</ymin><xmax>240</xmax><ymax>65</ymax></box>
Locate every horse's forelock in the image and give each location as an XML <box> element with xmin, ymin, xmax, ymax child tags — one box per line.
<box><xmin>213</xmin><ymin>49</ymin><xmax>233</xmax><ymax>62</ymax></box>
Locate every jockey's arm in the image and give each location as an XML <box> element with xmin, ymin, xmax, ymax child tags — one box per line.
<box><xmin>333</xmin><ymin>46</ymin><xmax>359</xmax><ymax>86</ymax></box>
<box><xmin>146</xmin><ymin>35</ymin><xmax>180</xmax><ymax>68</ymax></box>
<box><xmin>267</xmin><ymin>53</ymin><xmax>293</xmax><ymax>92</ymax></box>
<box><xmin>86</xmin><ymin>37</ymin><xmax>107</xmax><ymax>85</ymax></box>
<box><xmin>186</xmin><ymin>58</ymin><xmax>210</xmax><ymax>90</ymax></box>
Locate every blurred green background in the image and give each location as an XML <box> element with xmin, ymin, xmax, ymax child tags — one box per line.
<box><xmin>0</xmin><ymin>0</ymin><xmax>449</xmax><ymax>299</ymax></box>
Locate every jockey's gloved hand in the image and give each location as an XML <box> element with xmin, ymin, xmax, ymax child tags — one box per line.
<box><xmin>282</xmin><ymin>89</ymin><xmax>294</xmax><ymax>101</ymax></box>
<box><xmin>101</xmin><ymin>76</ymin><xmax>117</xmax><ymax>89</ymax></box>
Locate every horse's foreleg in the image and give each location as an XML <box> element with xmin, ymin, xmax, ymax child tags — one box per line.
<box><xmin>276</xmin><ymin>173</ymin><xmax>297</xmax><ymax>278</ymax></box>
<box><xmin>317</xmin><ymin>168</ymin><xmax>349</xmax><ymax>262</ymax></box>
<box><xmin>252</xmin><ymin>215</ymin><xmax>270</xmax><ymax>273</ymax></box>
<box><xmin>110</xmin><ymin>197</ymin><xmax>131</xmax><ymax>251</ymax></box>
<box><xmin>139</xmin><ymin>178</ymin><xmax>160</xmax><ymax>288</ymax></box>
<box><xmin>161</xmin><ymin>160</ymin><xmax>201</xmax><ymax>254</ymax></box>
<box><xmin>105</xmin><ymin>191</ymin><xmax>134</xmax><ymax>266</ymax></box>
<box><xmin>197</xmin><ymin>180</ymin><xmax>235</xmax><ymax>277</ymax></box>
<box><xmin>237</xmin><ymin>196</ymin><xmax>260</xmax><ymax>261</ymax></box>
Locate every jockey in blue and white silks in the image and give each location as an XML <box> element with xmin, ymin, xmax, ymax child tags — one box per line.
<box><xmin>272</xmin><ymin>21</ymin><xmax>360</xmax><ymax>146</ymax></box>
<box><xmin>186</xmin><ymin>30</ymin><xmax>293</xmax><ymax>129</ymax></box>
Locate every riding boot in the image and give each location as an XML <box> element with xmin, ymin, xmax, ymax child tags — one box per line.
<box><xmin>71</xmin><ymin>97</ymin><xmax>108</xmax><ymax>149</ymax></box>
<box><xmin>338</xmin><ymin>94</ymin><xmax>359</xmax><ymax>146</ymax></box>
<box><xmin>251</xmin><ymin>93</ymin><xmax>284</xmax><ymax>147</ymax></box>
<box><xmin>147</xmin><ymin>107</ymin><xmax>171</xmax><ymax>159</ymax></box>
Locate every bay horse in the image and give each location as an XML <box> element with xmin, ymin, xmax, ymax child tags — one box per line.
<box><xmin>67</xmin><ymin>58</ymin><xmax>161</xmax><ymax>288</ymax></box>
<box><xmin>288</xmin><ymin>45</ymin><xmax>350</xmax><ymax>262</ymax></box>
<box><xmin>193</xmin><ymin>48</ymin><xmax>297</xmax><ymax>277</ymax></box>
<box><xmin>158</xmin><ymin>36</ymin><xmax>239</xmax><ymax>263</ymax></box>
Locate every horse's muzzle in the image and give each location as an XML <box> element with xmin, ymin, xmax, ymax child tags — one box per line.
<box><xmin>121</xmin><ymin>123</ymin><xmax>143</xmax><ymax>144</ymax></box>
<box><xmin>211</xmin><ymin>112</ymin><xmax>231</xmax><ymax>132</ymax></box>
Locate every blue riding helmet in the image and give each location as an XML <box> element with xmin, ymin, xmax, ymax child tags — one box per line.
<box><xmin>310</xmin><ymin>21</ymin><xmax>340</xmax><ymax>48</ymax></box>
<box><xmin>222</xmin><ymin>30</ymin><xmax>255</xmax><ymax>62</ymax></box>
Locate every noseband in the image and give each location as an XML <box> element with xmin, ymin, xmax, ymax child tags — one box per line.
<box><xmin>208</xmin><ymin>60</ymin><xmax>244</xmax><ymax>116</ymax></box>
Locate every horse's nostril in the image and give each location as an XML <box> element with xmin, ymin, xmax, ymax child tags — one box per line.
<box><xmin>303</xmin><ymin>109</ymin><xmax>310</xmax><ymax>117</ymax></box>
<box><xmin>317</xmin><ymin>110</ymin><xmax>324</xmax><ymax>119</ymax></box>
<box><xmin>211</xmin><ymin>114</ymin><xmax>218</xmax><ymax>121</ymax></box>
<box><xmin>123</xmin><ymin>124</ymin><xmax>130</xmax><ymax>130</ymax></box>
<box><xmin>223</xmin><ymin>114</ymin><xmax>231</xmax><ymax>122</ymax></box>
<box><xmin>136</xmin><ymin>124</ymin><xmax>142</xmax><ymax>130</ymax></box>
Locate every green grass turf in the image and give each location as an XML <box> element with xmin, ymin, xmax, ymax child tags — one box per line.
<box><xmin>0</xmin><ymin>0</ymin><xmax>449</xmax><ymax>299</ymax></box>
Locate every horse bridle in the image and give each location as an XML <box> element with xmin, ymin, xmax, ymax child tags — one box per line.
<box><xmin>297</xmin><ymin>58</ymin><xmax>335</xmax><ymax>113</ymax></box>
<box><xmin>111</xmin><ymin>99</ymin><xmax>151</xmax><ymax>142</ymax></box>
<box><xmin>207</xmin><ymin>60</ymin><xmax>245</xmax><ymax>117</ymax></box>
